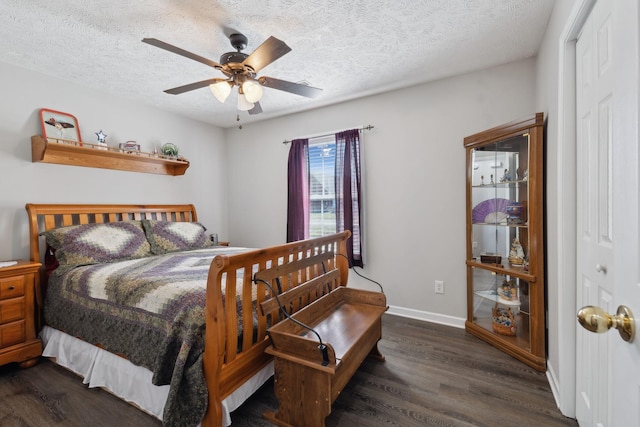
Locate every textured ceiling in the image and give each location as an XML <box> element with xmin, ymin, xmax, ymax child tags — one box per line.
<box><xmin>0</xmin><ymin>0</ymin><xmax>555</xmax><ymax>128</ymax></box>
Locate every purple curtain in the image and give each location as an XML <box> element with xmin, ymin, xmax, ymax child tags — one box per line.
<box><xmin>335</xmin><ymin>129</ymin><xmax>363</xmax><ymax>267</ymax></box>
<box><xmin>286</xmin><ymin>139</ymin><xmax>309</xmax><ymax>242</ymax></box>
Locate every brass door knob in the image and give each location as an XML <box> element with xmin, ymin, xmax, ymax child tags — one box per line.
<box><xmin>577</xmin><ymin>305</ymin><xmax>635</xmax><ymax>342</ymax></box>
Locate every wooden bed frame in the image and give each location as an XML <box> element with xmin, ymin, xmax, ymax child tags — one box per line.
<box><xmin>25</xmin><ymin>203</ymin><xmax>351</xmax><ymax>427</ymax></box>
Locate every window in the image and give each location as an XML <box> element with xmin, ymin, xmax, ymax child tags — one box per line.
<box><xmin>308</xmin><ymin>136</ymin><xmax>336</xmax><ymax>238</ymax></box>
<box><xmin>287</xmin><ymin>129</ymin><xmax>363</xmax><ymax>267</ymax></box>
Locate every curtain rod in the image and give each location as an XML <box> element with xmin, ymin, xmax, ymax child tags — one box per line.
<box><xmin>282</xmin><ymin>125</ymin><xmax>375</xmax><ymax>144</ymax></box>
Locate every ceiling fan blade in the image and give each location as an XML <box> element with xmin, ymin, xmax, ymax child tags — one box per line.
<box><xmin>142</xmin><ymin>38</ymin><xmax>222</xmax><ymax>70</ymax></box>
<box><xmin>258</xmin><ymin>76</ymin><xmax>322</xmax><ymax>98</ymax></box>
<box><xmin>164</xmin><ymin>78</ymin><xmax>227</xmax><ymax>95</ymax></box>
<box><xmin>243</xmin><ymin>36</ymin><xmax>291</xmax><ymax>73</ymax></box>
<box><xmin>248</xmin><ymin>102</ymin><xmax>263</xmax><ymax>115</ymax></box>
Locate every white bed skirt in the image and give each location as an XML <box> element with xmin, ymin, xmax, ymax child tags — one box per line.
<box><xmin>40</xmin><ymin>326</ymin><xmax>273</xmax><ymax>426</ymax></box>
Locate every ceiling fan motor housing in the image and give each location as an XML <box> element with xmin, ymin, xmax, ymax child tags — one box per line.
<box><xmin>219</xmin><ymin>51</ymin><xmax>249</xmax><ymax>65</ymax></box>
<box><xmin>220</xmin><ymin>33</ymin><xmax>250</xmax><ymax>72</ymax></box>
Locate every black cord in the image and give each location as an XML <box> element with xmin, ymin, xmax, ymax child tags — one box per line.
<box><xmin>253</xmin><ymin>275</ymin><xmax>330</xmax><ymax>366</ymax></box>
<box><xmin>336</xmin><ymin>253</ymin><xmax>384</xmax><ymax>294</ymax></box>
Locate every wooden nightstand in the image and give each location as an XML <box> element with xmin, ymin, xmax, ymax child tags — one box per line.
<box><xmin>0</xmin><ymin>260</ymin><xmax>42</xmax><ymax>368</ymax></box>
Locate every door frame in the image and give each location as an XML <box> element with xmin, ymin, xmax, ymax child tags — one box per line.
<box><xmin>555</xmin><ymin>0</ymin><xmax>598</xmax><ymax>418</ymax></box>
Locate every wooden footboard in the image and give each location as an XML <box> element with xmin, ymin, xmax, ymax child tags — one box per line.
<box><xmin>25</xmin><ymin>203</ymin><xmax>351</xmax><ymax>427</ymax></box>
<box><xmin>203</xmin><ymin>231</ymin><xmax>350</xmax><ymax>427</ymax></box>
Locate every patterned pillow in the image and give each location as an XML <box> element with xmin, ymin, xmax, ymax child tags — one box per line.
<box><xmin>142</xmin><ymin>220</ymin><xmax>213</xmax><ymax>254</ymax></box>
<box><xmin>41</xmin><ymin>221</ymin><xmax>152</xmax><ymax>266</ymax></box>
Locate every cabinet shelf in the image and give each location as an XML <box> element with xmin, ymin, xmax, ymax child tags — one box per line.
<box><xmin>474</xmin><ymin>289</ymin><xmax>521</xmax><ymax>307</ymax></box>
<box><xmin>466</xmin><ymin>318</ymin><xmax>534</xmax><ymax>355</ymax></box>
<box><xmin>473</xmin><ymin>222</ymin><xmax>528</xmax><ymax>228</ymax></box>
<box><xmin>472</xmin><ymin>179</ymin><xmax>528</xmax><ymax>188</ymax></box>
<box><xmin>31</xmin><ymin>135</ymin><xmax>190</xmax><ymax>176</ymax></box>
<box><xmin>466</xmin><ymin>260</ymin><xmax>536</xmax><ymax>282</ymax></box>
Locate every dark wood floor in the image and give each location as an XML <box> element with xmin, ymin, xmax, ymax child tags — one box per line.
<box><xmin>0</xmin><ymin>315</ymin><xmax>577</xmax><ymax>426</ymax></box>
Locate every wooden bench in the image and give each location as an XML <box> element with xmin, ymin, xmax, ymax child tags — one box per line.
<box><xmin>256</xmin><ymin>258</ymin><xmax>387</xmax><ymax>427</ymax></box>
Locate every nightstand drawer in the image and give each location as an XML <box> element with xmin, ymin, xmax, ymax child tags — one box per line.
<box><xmin>0</xmin><ymin>260</ymin><xmax>41</xmax><ymax>366</ymax></box>
<box><xmin>0</xmin><ymin>297</ymin><xmax>25</xmax><ymax>324</ymax></box>
<box><xmin>0</xmin><ymin>320</ymin><xmax>26</xmax><ymax>348</ymax></box>
<box><xmin>0</xmin><ymin>277</ymin><xmax>25</xmax><ymax>300</ymax></box>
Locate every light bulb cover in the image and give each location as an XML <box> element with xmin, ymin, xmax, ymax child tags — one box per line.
<box><xmin>242</xmin><ymin>79</ymin><xmax>263</xmax><ymax>103</ymax></box>
<box><xmin>237</xmin><ymin>92</ymin><xmax>255</xmax><ymax>111</ymax></box>
<box><xmin>209</xmin><ymin>81</ymin><xmax>232</xmax><ymax>103</ymax></box>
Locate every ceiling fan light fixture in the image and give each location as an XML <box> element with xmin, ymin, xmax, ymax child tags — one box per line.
<box><xmin>237</xmin><ymin>91</ymin><xmax>255</xmax><ymax>111</ymax></box>
<box><xmin>144</xmin><ymin>33</ymin><xmax>322</xmax><ymax>116</ymax></box>
<box><xmin>242</xmin><ymin>79</ymin><xmax>263</xmax><ymax>103</ymax></box>
<box><xmin>209</xmin><ymin>81</ymin><xmax>232</xmax><ymax>103</ymax></box>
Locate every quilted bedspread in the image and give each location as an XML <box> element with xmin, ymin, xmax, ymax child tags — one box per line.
<box><xmin>43</xmin><ymin>246</ymin><xmax>249</xmax><ymax>427</ymax></box>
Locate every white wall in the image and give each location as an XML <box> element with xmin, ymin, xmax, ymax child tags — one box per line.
<box><xmin>536</xmin><ymin>0</ymin><xmax>581</xmax><ymax>418</ymax></box>
<box><xmin>224</xmin><ymin>58</ymin><xmax>536</xmax><ymax>323</ymax></box>
<box><xmin>0</xmin><ymin>62</ymin><xmax>228</xmax><ymax>261</ymax></box>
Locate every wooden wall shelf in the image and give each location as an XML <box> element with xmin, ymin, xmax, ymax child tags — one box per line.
<box><xmin>31</xmin><ymin>135</ymin><xmax>189</xmax><ymax>176</ymax></box>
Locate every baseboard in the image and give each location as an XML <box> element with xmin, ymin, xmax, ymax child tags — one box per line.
<box><xmin>386</xmin><ymin>305</ymin><xmax>466</xmax><ymax>329</ymax></box>
<box><xmin>547</xmin><ymin>363</ymin><xmax>561</xmax><ymax>408</ymax></box>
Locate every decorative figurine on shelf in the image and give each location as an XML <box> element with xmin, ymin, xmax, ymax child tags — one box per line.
<box><xmin>516</xmin><ymin>167</ymin><xmax>524</xmax><ymax>181</ymax></box>
<box><xmin>500</xmin><ymin>169</ymin><xmax>511</xmax><ymax>182</ymax></box>
<box><xmin>499</xmin><ymin>278</ymin><xmax>518</xmax><ymax>301</ymax></box>
<box><xmin>508</xmin><ymin>238</ymin><xmax>525</xmax><ymax>266</ymax></box>
<box><xmin>490</xmin><ymin>174</ymin><xmax>494</xmax><ymax>185</ymax></box>
<box><xmin>95</xmin><ymin>130</ymin><xmax>108</xmax><ymax>150</ymax></box>
<box><xmin>95</xmin><ymin>130</ymin><xmax>107</xmax><ymax>143</ymax></box>
<box><xmin>480</xmin><ymin>175</ymin><xmax>485</xmax><ymax>185</ymax></box>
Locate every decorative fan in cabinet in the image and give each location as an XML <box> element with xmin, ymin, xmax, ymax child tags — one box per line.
<box><xmin>471</xmin><ymin>198</ymin><xmax>510</xmax><ymax>224</ymax></box>
<box><xmin>142</xmin><ymin>33</ymin><xmax>322</xmax><ymax>115</ymax></box>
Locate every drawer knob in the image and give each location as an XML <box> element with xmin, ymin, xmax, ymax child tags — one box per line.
<box><xmin>8</xmin><ymin>286</ymin><xmax>15</xmax><ymax>290</ymax></box>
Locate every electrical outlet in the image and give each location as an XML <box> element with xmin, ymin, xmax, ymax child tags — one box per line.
<box><xmin>435</xmin><ymin>280</ymin><xmax>444</xmax><ymax>294</ymax></box>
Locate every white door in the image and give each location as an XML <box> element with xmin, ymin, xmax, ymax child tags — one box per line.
<box><xmin>575</xmin><ymin>0</ymin><xmax>640</xmax><ymax>426</ymax></box>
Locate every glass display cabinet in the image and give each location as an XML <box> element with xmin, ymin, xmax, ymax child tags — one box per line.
<box><xmin>464</xmin><ymin>113</ymin><xmax>545</xmax><ymax>371</ymax></box>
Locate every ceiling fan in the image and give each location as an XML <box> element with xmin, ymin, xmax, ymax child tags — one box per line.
<box><xmin>142</xmin><ymin>33</ymin><xmax>322</xmax><ymax>115</ymax></box>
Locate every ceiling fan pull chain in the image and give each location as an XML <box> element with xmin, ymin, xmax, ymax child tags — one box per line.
<box><xmin>236</xmin><ymin>114</ymin><xmax>243</xmax><ymax>129</ymax></box>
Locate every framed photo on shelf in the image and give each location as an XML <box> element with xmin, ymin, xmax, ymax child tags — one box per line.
<box><xmin>119</xmin><ymin>141</ymin><xmax>141</xmax><ymax>154</ymax></box>
<box><xmin>40</xmin><ymin>108</ymin><xmax>81</xmax><ymax>144</ymax></box>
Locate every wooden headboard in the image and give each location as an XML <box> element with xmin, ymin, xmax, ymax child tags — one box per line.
<box><xmin>25</xmin><ymin>203</ymin><xmax>198</xmax><ymax>264</ymax></box>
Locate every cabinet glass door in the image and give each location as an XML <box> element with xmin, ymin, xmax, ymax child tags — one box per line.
<box><xmin>469</xmin><ymin>133</ymin><xmax>531</xmax><ymax>344</ymax></box>
<box><xmin>470</xmin><ymin>268</ymin><xmax>532</xmax><ymax>349</ymax></box>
